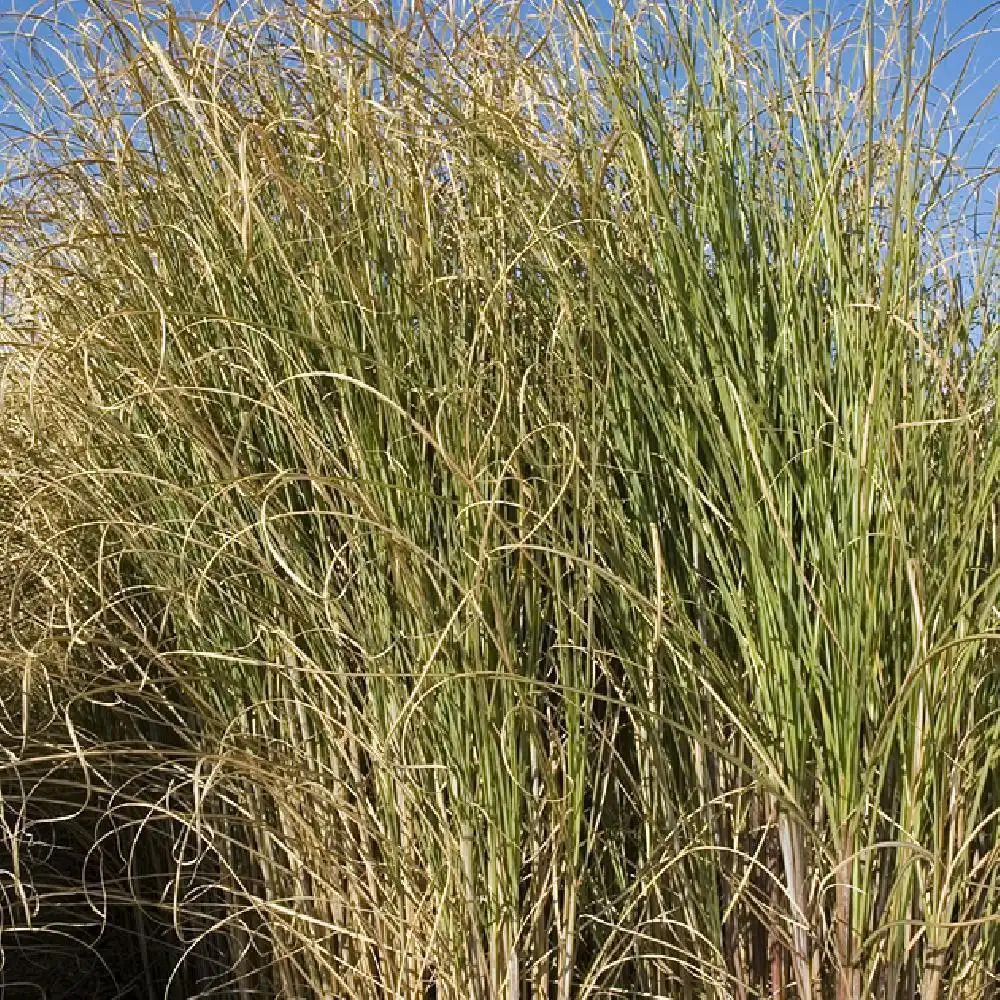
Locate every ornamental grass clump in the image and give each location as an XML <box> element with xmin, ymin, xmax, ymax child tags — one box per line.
<box><xmin>0</xmin><ymin>0</ymin><xmax>997</xmax><ymax>997</ymax></box>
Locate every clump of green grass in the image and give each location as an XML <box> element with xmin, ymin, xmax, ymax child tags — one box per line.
<box><xmin>0</xmin><ymin>0</ymin><xmax>997</xmax><ymax>997</ymax></box>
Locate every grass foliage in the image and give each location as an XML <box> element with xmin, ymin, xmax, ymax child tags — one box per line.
<box><xmin>0</xmin><ymin>0</ymin><xmax>998</xmax><ymax>996</ymax></box>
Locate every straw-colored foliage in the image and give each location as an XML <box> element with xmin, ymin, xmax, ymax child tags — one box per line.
<box><xmin>0</xmin><ymin>0</ymin><xmax>997</xmax><ymax>996</ymax></box>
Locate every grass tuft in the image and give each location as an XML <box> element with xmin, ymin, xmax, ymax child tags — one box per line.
<box><xmin>0</xmin><ymin>0</ymin><xmax>997</xmax><ymax>997</ymax></box>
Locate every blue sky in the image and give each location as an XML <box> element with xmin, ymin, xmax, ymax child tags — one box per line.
<box><xmin>1</xmin><ymin>0</ymin><xmax>994</xmax><ymax>141</ymax></box>
<box><xmin>0</xmin><ymin>0</ymin><xmax>995</xmax><ymax>232</ymax></box>
<box><xmin>921</xmin><ymin>0</ymin><xmax>998</xmax><ymax>168</ymax></box>
<box><xmin>0</xmin><ymin>0</ymin><xmax>992</xmax><ymax>336</ymax></box>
